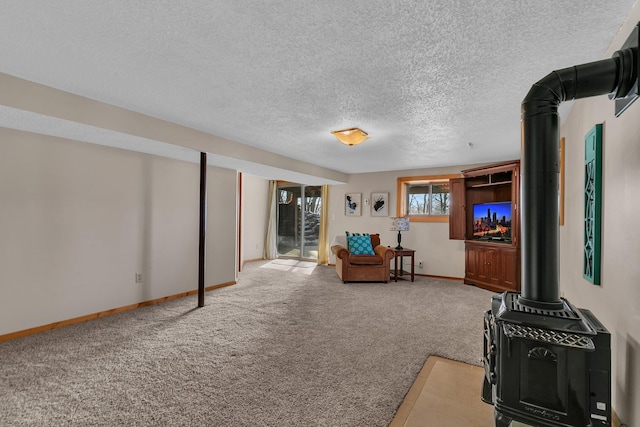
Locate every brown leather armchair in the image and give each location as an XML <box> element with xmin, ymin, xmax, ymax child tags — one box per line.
<box><xmin>331</xmin><ymin>233</ymin><xmax>394</xmax><ymax>283</ymax></box>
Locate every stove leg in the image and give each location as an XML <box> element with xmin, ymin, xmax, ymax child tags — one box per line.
<box><xmin>494</xmin><ymin>410</ymin><xmax>512</xmax><ymax>427</ymax></box>
<box><xmin>481</xmin><ymin>376</ymin><xmax>493</xmax><ymax>404</ymax></box>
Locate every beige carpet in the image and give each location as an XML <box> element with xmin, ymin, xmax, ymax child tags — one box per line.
<box><xmin>1</xmin><ymin>261</ymin><xmax>494</xmax><ymax>426</ymax></box>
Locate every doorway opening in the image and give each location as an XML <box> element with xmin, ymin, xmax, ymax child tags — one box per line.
<box><xmin>276</xmin><ymin>184</ymin><xmax>322</xmax><ymax>260</ymax></box>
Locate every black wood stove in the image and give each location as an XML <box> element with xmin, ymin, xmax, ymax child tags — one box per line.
<box><xmin>482</xmin><ymin>292</ymin><xmax>611</xmax><ymax>426</ymax></box>
<box><xmin>481</xmin><ymin>23</ymin><xmax>640</xmax><ymax>427</ymax></box>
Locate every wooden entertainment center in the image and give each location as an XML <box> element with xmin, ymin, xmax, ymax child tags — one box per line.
<box><xmin>449</xmin><ymin>160</ymin><xmax>520</xmax><ymax>293</ymax></box>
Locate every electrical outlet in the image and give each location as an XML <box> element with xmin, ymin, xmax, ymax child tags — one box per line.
<box><xmin>135</xmin><ymin>273</ymin><xmax>143</xmax><ymax>283</ymax></box>
<box><xmin>418</xmin><ymin>261</ymin><xmax>424</xmax><ymax>268</ymax></box>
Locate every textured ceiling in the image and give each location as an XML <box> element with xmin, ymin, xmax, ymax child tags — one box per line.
<box><xmin>0</xmin><ymin>1</ymin><xmax>636</xmax><ymax>176</ymax></box>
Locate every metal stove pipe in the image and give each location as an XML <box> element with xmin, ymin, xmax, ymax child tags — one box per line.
<box><xmin>519</xmin><ymin>47</ymin><xmax>637</xmax><ymax>309</ymax></box>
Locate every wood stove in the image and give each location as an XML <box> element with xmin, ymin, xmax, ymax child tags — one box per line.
<box><xmin>481</xmin><ymin>22</ymin><xmax>639</xmax><ymax>427</ymax></box>
<box><xmin>482</xmin><ymin>292</ymin><xmax>611</xmax><ymax>426</ymax></box>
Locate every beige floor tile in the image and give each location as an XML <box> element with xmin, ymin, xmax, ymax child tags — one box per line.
<box><xmin>391</xmin><ymin>356</ymin><xmax>495</xmax><ymax>426</ymax></box>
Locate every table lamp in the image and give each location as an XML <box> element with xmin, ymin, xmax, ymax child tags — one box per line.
<box><xmin>390</xmin><ymin>217</ymin><xmax>409</xmax><ymax>250</ymax></box>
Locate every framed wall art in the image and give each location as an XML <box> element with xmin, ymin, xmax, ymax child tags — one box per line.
<box><xmin>370</xmin><ymin>192</ymin><xmax>389</xmax><ymax>217</ymax></box>
<box><xmin>345</xmin><ymin>193</ymin><xmax>361</xmax><ymax>216</ymax></box>
<box><xmin>583</xmin><ymin>125</ymin><xmax>602</xmax><ymax>285</ymax></box>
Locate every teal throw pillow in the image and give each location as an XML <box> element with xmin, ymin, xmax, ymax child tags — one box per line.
<box><xmin>347</xmin><ymin>234</ymin><xmax>375</xmax><ymax>255</ymax></box>
<box><xmin>345</xmin><ymin>231</ymin><xmax>368</xmax><ymax>251</ymax></box>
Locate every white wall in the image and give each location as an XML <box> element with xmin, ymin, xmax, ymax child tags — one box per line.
<box><xmin>558</xmin><ymin>9</ymin><xmax>640</xmax><ymax>424</ymax></box>
<box><xmin>204</xmin><ymin>165</ymin><xmax>238</xmax><ymax>287</ymax></box>
<box><xmin>328</xmin><ymin>165</ymin><xmax>486</xmax><ymax>278</ymax></box>
<box><xmin>241</xmin><ymin>174</ymin><xmax>269</xmax><ymax>264</ymax></box>
<box><xmin>241</xmin><ymin>165</ymin><xmax>477</xmax><ymax>279</ymax></box>
<box><xmin>0</xmin><ymin>128</ymin><xmax>236</xmax><ymax>336</ymax></box>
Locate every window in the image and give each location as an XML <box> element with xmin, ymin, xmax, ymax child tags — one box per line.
<box><xmin>397</xmin><ymin>174</ymin><xmax>460</xmax><ymax>223</ymax></box>
<box><xmin>407</xmin><ymin>182</ymin><xmax>450</xmax><ymax>215</ymax></box>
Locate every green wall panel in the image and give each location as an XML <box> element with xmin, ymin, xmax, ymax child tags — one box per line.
<box><xmin>583</xmin><ymin>124</ymin><xmax>602</xmax><ymax>285</ymax></box>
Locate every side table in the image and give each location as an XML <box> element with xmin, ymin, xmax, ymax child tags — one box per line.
<box><xmin>391</xmin><ymin>248</ymin><xmax>415</xmax><ymax>282</ymax></box>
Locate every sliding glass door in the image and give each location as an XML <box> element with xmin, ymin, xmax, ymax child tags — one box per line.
<box><xmin>276</xmin><ymin>184</ymin><xmax>322</xmax><ymax>260</ymax></box>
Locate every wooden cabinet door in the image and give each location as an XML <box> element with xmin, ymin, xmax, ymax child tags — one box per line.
<box><xmin>501</xmin><ymin>248</ymin><xmax>519</xmax><ymax>291</ymax></box>
<box><xmin>449</xmin><ymin>177</ymin><xmax>466</xmax><ymax>240</ymax></box>
<box><xmin>477</xmin><ymin>248</ymin><xmax>501</xmax><ymax>285</ymax></box>
<box><xmin>475</xmin><ymin>248</ymin><xmax>489</xmax><ymax>283</ymax></box>
<box><xmin>510</xmin><ymin>165</ymin><xmax>520</xmax><ymax>246</ymax></box>
<box><xmin>486</xmin><ymin>250</ymin><xmax>502</xmax><ymax>287</ymax></box>
<box><xmin>465</xmin><ymin>245</ymin><xmax>480</xmax><ymax>281</ymax></box>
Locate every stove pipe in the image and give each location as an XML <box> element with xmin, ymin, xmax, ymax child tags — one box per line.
<box><xmin>519</xmin><ymin>46</ymin><xmax>637</xmax><ymax>309</ymax></box>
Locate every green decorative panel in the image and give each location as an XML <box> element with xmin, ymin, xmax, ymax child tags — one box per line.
<box><xmin>583</xmin><ymin>124</ymin><xmax>602</xmax><ymax>285</ymax></box>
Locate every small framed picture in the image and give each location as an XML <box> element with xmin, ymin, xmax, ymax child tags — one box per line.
<box><xmin>370</xmin><ymin>192</ymin><xmax>389</xmax><ymax>217</ymax></box>
<box><xmin>345</xmin><ymin>193</ymin><xmax>362</xmax><ymax>216</ymax></box>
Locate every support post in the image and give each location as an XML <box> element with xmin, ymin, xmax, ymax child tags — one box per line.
<box><xmin>198</xmin><ymin>152</ymin><xmax>207</xmax><ymax>308</ymax></box>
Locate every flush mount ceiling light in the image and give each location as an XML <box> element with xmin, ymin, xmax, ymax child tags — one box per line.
<box><xmin>331</xmin><ymin>127</ymin><xmax>369</xmax><ymax>146</ymax></box>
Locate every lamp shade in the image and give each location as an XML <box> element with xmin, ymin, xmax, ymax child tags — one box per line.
<box><xmin>331</xmin><ymin>128</ymin><xmax>369</xmax><ymax>146</ymax></box>
<box><xmin>390</xmin><ymin>217</ymin><xmax>410</xmax><ymax>231</ymax></box>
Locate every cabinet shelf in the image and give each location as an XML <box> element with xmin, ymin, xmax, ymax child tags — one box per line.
<box><xmin>470</xmin><ymin>180</ymin><xmax>512</xmax><ymax>188</ymax></box>
<box><xmin>464</xmin><ymin>239</ymin><xmax>515</xmax><ymax>247</ymax></box>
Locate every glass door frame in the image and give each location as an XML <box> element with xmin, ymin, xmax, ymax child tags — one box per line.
<box><xmin>276</xmin><ymin>183</ymin><xmax>321</xmax><ymax>261</ymax></box>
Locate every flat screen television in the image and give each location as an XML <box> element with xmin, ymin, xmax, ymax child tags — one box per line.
<box><xmin>472</xmin><ymin>201</ymin><xmax>512</xmax><ymax>243</ymax></box>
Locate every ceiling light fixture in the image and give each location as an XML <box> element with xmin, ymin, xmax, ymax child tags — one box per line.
<box><xmin>331</xmin><ymin>127</ymin><xmax>369</xmax><ymax>146</ymax></box>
